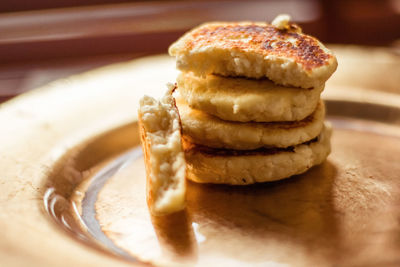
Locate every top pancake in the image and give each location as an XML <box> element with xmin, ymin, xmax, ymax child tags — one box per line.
<box><xmin>169</xmin><ymin>20</ymin><xmax>337</xmax><ymax>88</ymax></box>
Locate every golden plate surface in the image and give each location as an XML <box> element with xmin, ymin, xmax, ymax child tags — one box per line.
<box><xmin>1</xmin><ymin>49</ymin><xmax>400</xmax><ymax>267</ymax></box>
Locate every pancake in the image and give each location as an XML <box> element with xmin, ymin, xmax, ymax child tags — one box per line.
<box><xmin>175</xmin><ymin>95</ymin><xmax>325</xmax><ymax>150</ymax></box>
<box><xmin>184</xmin><ymin>124</ymin><xmax>332</xmax><ymax>185</ymax></box>
<box><xmin>177</xmin><ymin>72</ymin><xmax>324</xmax><ymax>122</ymax></box>
<box><xmin>169</xmin><ymin>19</ymin><xmax>337</xmax><ymax>89</ymax></box>
<box><xmin>138</xmin><ymin>85</ymin><xmax>186</xmax><ymax>215</ymax></box>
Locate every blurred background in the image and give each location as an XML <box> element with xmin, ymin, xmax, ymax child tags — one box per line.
<box><xmin>0</xmin><ymin>0</ymin><xmax>399</xmax><ymax>102</ymax></box>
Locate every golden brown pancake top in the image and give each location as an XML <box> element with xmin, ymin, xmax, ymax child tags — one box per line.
<box><xmin>185</xmin><ymin>22</ymin><xmax>332</xmax><ymax>71</ymax></box>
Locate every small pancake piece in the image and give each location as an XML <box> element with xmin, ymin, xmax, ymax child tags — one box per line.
<box><xmin>184</xmin><ymin>124</ymin><xmax>332</xmax><ymax>185</ymax></box>
<box><xmin>169</xmin><ymin>19</ymin><xmax>337</xmax><ymax>89</ymax></box>
<box><xmin>175</xmin><ymin>95</ymin><xmax>325</xmax><ymax>150</ymax></box>
<box><xmin>177</xmin><ymin>72</ymin><xmax>324</xmax><ymax>122</ymax></box>
<box><xmin>138</xmin><ymin>86</ymin><xmax>186</xmax><ymax>215</ymax></box>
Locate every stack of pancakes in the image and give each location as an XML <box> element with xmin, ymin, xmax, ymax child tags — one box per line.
<box><xmin>168</xmin><ymin>15</ymin><xmax>337</xmax><ymax>185</ymax></box>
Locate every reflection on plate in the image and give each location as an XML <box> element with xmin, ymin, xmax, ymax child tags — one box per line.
<box><xmin>46</xmin><ymin>98</ymin><xmax>400</xmax><ymax>267</ymax></box>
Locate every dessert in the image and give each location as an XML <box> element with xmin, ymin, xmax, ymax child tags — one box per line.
<box><xmin>168</xmin><ymin>14</ymin><xmax>336</xmax><ymax>185</ymax></box>
<box><xmin>139</xmin><ymin>14</ymin><xmax>337</xmax><ymax>213</ymax></box>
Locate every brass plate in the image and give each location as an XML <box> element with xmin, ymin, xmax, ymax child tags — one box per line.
<box><xmin>1</xmin><ymin>52</ymin><xmax>400</xmax><ymax>267</ymax></box>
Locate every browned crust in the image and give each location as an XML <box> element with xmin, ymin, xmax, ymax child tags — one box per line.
<box><xmin>138</xmin><ymin>113</ymin><xmax>154</xmax><ymax>211</ymax></box>
<box><xmin>185</xmin><ymin>23</ymin><xmax>333</xmax><ymax>71</ymax></box>
<box><xmin>170</xmin><ymin>83</ymin><xmax>184</xmax><ymax>136</ymax></box>
<box><xmin>183</xmin><ymin>136</ymin><xmax>319</xmax><ymax>157</ymax></box>
<box><xmin>211</xmin><ymin>74</ymin><xmax>316</xmax><ymax>90</ymax></box>
<box><xmin>249</xmin><ymin>106</ymin><xmax>317</xmax><ymax>129</ymax></box>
